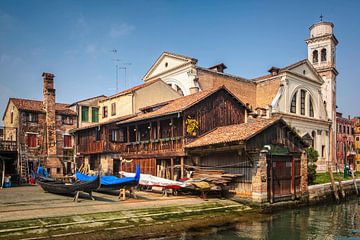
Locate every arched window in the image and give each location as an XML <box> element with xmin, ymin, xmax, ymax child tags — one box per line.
<box><xmin>312</xmin><ymin>50</ymin><xmax>318</xmax><ymax>63</ymax></box>
<box><xmin>321</xmin><ymin>48</ymin><xmax>327</xmax><ymax>62</ymax></box>
<box><xmin>290</xmin><ymin>92</ymin><xmax>297</xmax><ymax>113</ymax></box>
<box><xmin>309</xmin><ymin>97</ymin><xmax>314</xmax><ymax>117</ymax></box>
<box><xmin>300</xmin><ymin>90</ymin><xmax>306</xmax><ymax>115</ymax></box>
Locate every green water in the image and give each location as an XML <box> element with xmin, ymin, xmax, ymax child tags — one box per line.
<box><xmin>185</xmin><ymin>198</ymin><xmax>360</xmax><ymax>240</ymax></box>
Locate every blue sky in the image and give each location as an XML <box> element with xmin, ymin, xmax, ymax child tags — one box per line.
<box><xmin>1</xmin><ymin>0</ymin><xmax>359</xmax><ymax>118</ymax></box>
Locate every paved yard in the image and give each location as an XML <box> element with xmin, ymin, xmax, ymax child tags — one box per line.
<box><xmin>0</xmin><ymin>185</ymin><xmax>206</xmax><ymax>222</ymax></box>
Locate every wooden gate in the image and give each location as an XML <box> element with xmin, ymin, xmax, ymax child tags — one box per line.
<box><xmin>267</xmin><ymin>155</ymin><xmax>301</xmax><ymax>202</ymax></box>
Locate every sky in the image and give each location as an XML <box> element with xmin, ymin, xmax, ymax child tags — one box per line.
<box><xmin>1</xmin><ymin>0</ymin><xmax>360</xmax><ymax>118</ymax></box>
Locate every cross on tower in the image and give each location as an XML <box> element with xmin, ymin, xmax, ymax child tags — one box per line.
<box><xmin>320</xmin><ymin>14</ymin><xmax>324</xmax><ymax>22</ymax></box>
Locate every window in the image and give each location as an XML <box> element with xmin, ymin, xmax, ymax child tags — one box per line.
<box><xmin>62</xmin><ymin>116</ymin><xmax>73</xmax><ymax>125</ymax></box>
<box><xmin>309</xmin><ymin>97</ymin><xmax>314</xmax><ymax>117</ymax></box>
<box><xmin>25</xmin><ymin>112</ymin><xmax>38</xmax><ymax>122</ymax></box>
<box><xmin>300</xmin><ymin>90</ymin><xmax>306</xmax><ymax>115</ymax></box>
<box><xmin>111</xmin><ymin>103</ymin><xmax>116</xmax><ymax>116</ymax></box>
<box><xmin>110</xmin><ymin>129</ymin><xmax>125</xmax><ymax>142</ymax></box>
<box><xmin>290</xmin><ymin>92</ymin><xmax>297</xmax><ymax>113</ymax></box>
<box><xmin>64</xmin><ymin>135</ymin><xmax>72</xmax><ymax>148</ymax></box>
<box><xmin>89</xmin><ymin>155</ymin><xmax>99</xmax><ymax>171</ymax></box>
<box><xmin>321</xmin><ymin>145</ymin><xmax>325</xmax><ymax>158</ymax></box>
<box><xmin>92</xmin><ymin>107</ymin><xmax>99</xmax><ymax>123</ymax></box>
<box><xmin>26</xmin><ymin>133</ymin><xmax>37</xmax><ymax>147</ymax></box>
<box><xmin>10</xmin><ymin>112</ymin><xmax>13</xmax><ymax>124</ymax></box>
<box><xmin>81</xmin><ymin>106</ymin><xmax>89</xmax><ymax>122</ymax></box>
<box><xmin>312</xmin><ymin>50</ymin><xmax>318</xmax><ymax>63</ymax></box>
<box><xmin>321</xmin><ymin>48</ymin><xmax>327</xmax><ymax>62</ymax></box>
<box><xmin>103</xmin><ymin>106</ymin><xmax>108</xmax><ymax>118</ymax></box>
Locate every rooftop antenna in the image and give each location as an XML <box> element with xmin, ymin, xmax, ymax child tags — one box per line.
<box><xmin>319</xmin><ymin>14</ymin><xmax>324</xmax><ymax>22</ymax></box>
<box><xmin>119</xmin><ymin>63</ymin><xmax>132</xmax><ymax>89</ymax></box>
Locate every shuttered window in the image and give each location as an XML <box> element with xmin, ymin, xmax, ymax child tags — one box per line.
<box><xmin>64</xmin><ymin>135</ymin><xmax>72</xmax><ymax>148</ymax></box>
<box><xmin>111</xmin><ymin>103</ymin><xmax>116</xmax><ymax>116</ymax></box>
<box><xmin>81</xmin><ymin>106</ymin><xmax>89</xmax><ymax>122</ymax></box>
<box><xmin>27</xmin><ymin>134</ymin><xmax>37</xmax><ymax>147</ymax></box>
<box><xmin>92</xmin><ymin>107</ymin><xmax>99</xmax><ymax>122</ymax></box>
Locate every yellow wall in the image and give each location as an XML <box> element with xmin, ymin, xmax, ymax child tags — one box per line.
<box><xmin>2</xmin><ymin>101</ymin><xmax>19</xmax><ymax>141</ymax></box>
<box><xmin>99</xmin><ymin>94</ymin><xmax>133</xmax><ymax>122</ymax></box>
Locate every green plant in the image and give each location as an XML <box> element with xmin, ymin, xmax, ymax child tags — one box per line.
<box><xmin>305</xmin><ymin>147</ymin><xmax>319</xmax><ymax>185</ymax></box>
<box><xmin>185</xmin><ymin>116</ymin><xmax>199</xmax><ymax>135</ymax></box>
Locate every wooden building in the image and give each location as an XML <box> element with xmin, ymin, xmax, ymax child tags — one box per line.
<box><xmin>186</xmin><ymin>117</ymin><xmax>308</xmax><ymax>203</ymax></box>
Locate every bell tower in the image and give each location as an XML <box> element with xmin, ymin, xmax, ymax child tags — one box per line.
<box><xmin>306</xmin><ymin>19</ymin><xmax>339</xmax><ymax>165</ymax></box>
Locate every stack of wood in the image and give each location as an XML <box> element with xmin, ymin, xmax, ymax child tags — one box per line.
<box><xmin>191</xmin><ymin>169</ymin><xmax>243</xmax><ymax>190</ymax></box>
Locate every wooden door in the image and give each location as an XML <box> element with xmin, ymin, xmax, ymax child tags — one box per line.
<box><xmin>267</xmin><ymin>155</ymin><xmax>294</xmax><ymax>202</ymax></box>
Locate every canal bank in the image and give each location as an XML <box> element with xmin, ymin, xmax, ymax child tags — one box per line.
<box><xmin>0</xmin><ymin>181</ymin><xmax>359</xmax><ymax>240</ymax></box>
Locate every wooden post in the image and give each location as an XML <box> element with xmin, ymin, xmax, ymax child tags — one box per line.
<box><xmin>328</xmin><ymin>166</ymin><xmax>339</xmax><ymax>201</ymax></box>
<box><xmin>171</xmin><ymin>118</ymin><xmax>174</xmax><ymax>150</ymax></box>
<box><xmin>338</xmin><ymin>180</ymin><xmax>346</xmax><ymax>199</ymax></box>
<box><xmin>170</xmin><ymin>158</ymin><xmax>174</xmax><ymax>180</ymax></box>
<box><xmin>1</xmin><ymin>159</ymin><xmax>4</xmax><ymax>189</ymax></box>
<box><xmin>351</xmin><ymin>170</ymin><xmax>359</xmax><ymax>196</ymax></box>
<box><xmin>291</xmin><ymin>157</ymin><xmax>295</xmax><ymax>198</ymax></box>
<box><xmin>127</xmin><ymin>126</ymin><xmax>130</xmax><ymax>143</ymax></box>
<box><xmin>269</xmin><ymin>159</ymin><xmax>273</xmax><ymax>203</ymax></box>
<box><xmin>180</xmin><ymin>157</ymin><xmax>184</xmax><ymax>178</ymax></box>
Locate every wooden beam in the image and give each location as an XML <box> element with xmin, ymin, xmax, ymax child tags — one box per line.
<box><xmin>180</xmin><ymin>157</ymin><xmax>184</xmax><ymax>178</ymax></box>
<box><xmin>126</xmin><ymin>126</ymin><xmax>130</xmax><ymax>143</ymax></box>
<box><xmin>170</xmin><ymin>158</ymin><xmax>174</xmax><ymax>180</ymax></box>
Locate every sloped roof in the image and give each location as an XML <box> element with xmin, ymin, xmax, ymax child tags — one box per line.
<box><xmin>104</xmin><ymin>79</ymin><xmax>163</xmax><ymax>101</ymax></box>
<box><xmin>186</xmin><ymin>117</ymin><xmax>282</xmax><ymax>148</ymax></box>
<box><xmin>70</xmin><ymin>113</ymin><xmax>137</xmax><ymax>132</ymax></box>
<box><xmin>69</xmin><ymin>95</ymin><xmax>107</xmax><ymax>106</ymax></box>
<box><xmin>119</xmin><ymin>86</ymin><xmax>249</xmax><ymax>124</ymax></box>
<box><xmin>10</xmin><ymin>98</ymin><xmax>76</xmax><ymax>116</ymax></box>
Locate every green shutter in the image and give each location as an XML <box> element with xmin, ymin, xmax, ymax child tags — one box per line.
<box><xmin>81</xmin><ymin>106</ymin><xmax>89</xmax><ymax>122</ymax></box>
<box><xmin>92</xmin><ymin>108</ymin><xmax>99</xmax><ymax>123</ymax></box>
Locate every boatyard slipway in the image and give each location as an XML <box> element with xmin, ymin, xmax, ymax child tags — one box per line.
<box><xmin>0</xmin><ymin>186</ymin><xmax>253</xmax><ymax>239</ymax></box>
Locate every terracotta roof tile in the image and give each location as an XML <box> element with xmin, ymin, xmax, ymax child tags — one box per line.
<box><xmin>119</xmin><ymin>86</ymin><xmax>248</xmax><ymax>124</ymax></box>
<box><xmin>10</xmin><ymin>98</ymin><xmax>77</xmax><ymax>116</ymax></box>
<box><xmin>186</xmin><ymin>117</ymin><xmax>281</xmax><ymax>148</ymax></box>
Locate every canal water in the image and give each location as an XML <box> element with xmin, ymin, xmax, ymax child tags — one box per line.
<box><xmin>182</xmin><ymin>198</ymin><xmax>360</xmax><ymax>240</ymax></box>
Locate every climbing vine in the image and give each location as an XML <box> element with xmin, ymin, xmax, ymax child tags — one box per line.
<box><xmin>185</xmin><ymin>116</ymin><xmax>199</xmax><ymax>135</ymax></box>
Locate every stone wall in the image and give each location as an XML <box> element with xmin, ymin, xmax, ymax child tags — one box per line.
<box><xmin>308</xmin><ymin>179</ymin><xmax>360</xmax><ymax>203</ymax></box>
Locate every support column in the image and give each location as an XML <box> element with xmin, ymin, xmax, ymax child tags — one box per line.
<box><xmin>300</xmin><ymin>151</ymin><xmax>308</xmax><ymax>194</ymax></box>
<box><xmin>251</xmin><ymin>152</ymin><xmax>268</xmax><ymax>203</ymax></box>
<box><xmin>170</xmin><ymin>158</ymin><xmax>174</xmax><ymax>180</ymax></box>
<box><xmin>180</xmin><ymin>157</ymin><xmax>184</xmax><ymax>178</ymax></box>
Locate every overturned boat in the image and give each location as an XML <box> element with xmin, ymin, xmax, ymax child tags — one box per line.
<box><xmin>37</xmin><ymin>174</ymin><xmax>101</xmax><ymax>201</ymax></box>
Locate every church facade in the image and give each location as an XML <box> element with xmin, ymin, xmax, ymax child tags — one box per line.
<box><xmin>143</xmin><ymin>20</ymin><xmax>338</xmax><ymax>170</ymax></box>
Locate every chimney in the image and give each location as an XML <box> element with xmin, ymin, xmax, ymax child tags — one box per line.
<box><xmin>42</xmin><ymin>72</ymin><xmax>62</xmax><ymax>176</ymax></box>
<box><xmin>189</xmin><ymin>86</ymin><xmax>199</xmax><ymax>94</ymax></box>
<box><xmin>268</xmin><ymin>67</ymin><xmax>280</xmax><ymax>76</ymax></box>
<box><xmin>208</xmin><ymin>63</ymin><xmax>227</xmax><ymax>73</ymax></box>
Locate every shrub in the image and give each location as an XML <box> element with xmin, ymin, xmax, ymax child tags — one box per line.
<box><xmin>305</xmin><ymin>147</ymin><xmax>319</xmax><ymax>185</ymax></box>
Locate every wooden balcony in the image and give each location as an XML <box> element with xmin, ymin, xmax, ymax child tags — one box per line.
<box><xmin>77</xmin><ymin>140</ymin><xmax>105</xmax><ymax>154</ymax></box>
<box><xmin>0</xmin><ymin>140</ymin><xmax>17</xmax><ymax>152</ymax></box>
<box><xmin>108</xmin><ymin>137</ymin><xmax>185</xmax><ymax>157</ymax></box>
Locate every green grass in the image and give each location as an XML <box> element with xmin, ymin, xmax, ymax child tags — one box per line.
<box><xmin>312</xmin><ymin>171</ymin><xmax>360</xmax><ymax>185</ymax></box>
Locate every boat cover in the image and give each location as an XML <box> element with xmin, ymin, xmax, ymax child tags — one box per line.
<box><xmin>121</xmin><ymin>172</ymin><xmax>190</xmax><ymax>189</ymax></box>
<box><xmin>76</xmin><ymin>165</ymin><xmax>140</xmax><ymax>186</ymax></box>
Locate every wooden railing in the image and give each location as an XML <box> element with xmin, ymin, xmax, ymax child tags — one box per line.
<box><xmin>0</xmin><ymin>140</ymin><xmax>17</xmax><ymax>152</ymax></box>
<box><xmin>77</xmin><ymin>140</ymin><xmax>105</xmax><ymax>154</ymax></box>
<box><xmin>108</xmin><ymin>137</ymin><xmax>184</xmax><ymax>155</ymax></box>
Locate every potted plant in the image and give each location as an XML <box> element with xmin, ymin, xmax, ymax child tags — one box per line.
<box><xmin>185</xmin><ymin>116</ymin><xmax>199</xmax><ymax>136</ymax></box>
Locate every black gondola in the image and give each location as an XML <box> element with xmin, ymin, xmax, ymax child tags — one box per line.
<box><xmin>37</xmin><ymin>175</ymin><xmax>101</xmax><ymax>202</ymax></box>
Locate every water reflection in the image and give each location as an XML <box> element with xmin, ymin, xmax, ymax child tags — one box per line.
<box><xmin>184</xmin><ymin>198</ymin><xmax>359</xmax><ymax>240</ymax></box>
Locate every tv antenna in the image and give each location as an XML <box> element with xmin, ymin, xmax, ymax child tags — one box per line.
<box><xmin>110</xmin><ymin>49</ymin><xmax>132</xmax><ymax>92</ymax></box>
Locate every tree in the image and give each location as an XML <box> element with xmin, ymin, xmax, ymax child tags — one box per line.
<box><xmin>305</xmin><ymin>147</ymin><xmax>319</xmax><ymax>185</ymax></box>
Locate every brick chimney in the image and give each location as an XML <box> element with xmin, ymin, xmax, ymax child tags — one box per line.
<box><xmin>268</xmin><ymin>67</ymin><xmax>280</xmax><ymax>76</ymax></box>
<box><xmin>208</xmin><ymin>63</ymin><xmax>227</xmax><ymax>73</ymax></box>
<box><xmin>42</xmin><ymin>72</ymin><xmax>62</xmax><ymax>176</ymax></box>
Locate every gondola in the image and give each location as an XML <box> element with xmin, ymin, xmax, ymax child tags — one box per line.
<box><xmin>37</xmin><ymin>174</ymin><xmax>101</xmax><ymax>201</ymax></box>
<box><xmin>75</xmin><ymin>164</ymin><xmax>140</xmax><ymax>190</ymax></box>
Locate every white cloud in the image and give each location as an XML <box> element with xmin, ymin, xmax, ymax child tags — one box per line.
<box><xmin>85</xmin><ymin>44</ymin><xmax>96</xmax><ymax>54</ymax></box>
<box><xmin>109</xmin><ymin>23</ymin><xmax>135</xmax><ymax>38</ymax></box>
<box><xmin>0</xmin><ymin>54</ymin><xmax>25</xmax><ymax>65</ymax></box>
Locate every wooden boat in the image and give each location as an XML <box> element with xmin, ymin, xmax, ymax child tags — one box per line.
<box><xmin>75</xmin><ymin>164</ymin><xmax>140</xmax><ymax>190</ymax></box>
<box><xmin>37</xmin><ymin>175</ymin><xmax>101</xmax><ymax>201</ymax></box>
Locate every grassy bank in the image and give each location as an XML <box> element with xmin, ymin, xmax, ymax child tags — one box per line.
<box><xmin>0</xmin><ymin>200</ymin><xmax>260</xmax><ymax>240</ymax></box>
<box><xmin>312</xmin><ymin>171</ymin><xmax>360</xmax><ymax>185</ymax></box>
